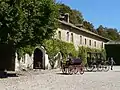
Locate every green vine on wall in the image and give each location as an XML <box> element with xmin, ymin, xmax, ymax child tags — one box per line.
<box><xmin>17</xmin><ymin>45</ymin><xmax>35</xmax><ymax>60</ymax></box>
<box><xmin>43</xmin><ymin>39</ymin><xmax>78</xmax><ymax>67</ymax></box>
<box><xmin>43</xmin><ymin>39</ymin><xmax>106</xmax><ymax>67</ymax></box>
<box><xmin>78</xmin><ymin>46</ymin><xmax>106</xmax><ymax>65</ymax></box>
<box><xmin>16</xmin><ymin>38</ymin><xmax>106</xmax><ymax>68</ymax></box>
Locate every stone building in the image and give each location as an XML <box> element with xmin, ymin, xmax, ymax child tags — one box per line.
<box><xmin>55</xmin><ymin>13</ymin><xmax>110</xmax><ymax>50</ymax></box>
<box><xmin>55</xmin><ymin>21</ymin><xmax>109</xmax><ymax>51</ymax></box>
<box><xmin>1</xmin><ymin>14</ymin><xmax>110</xmax><ymax>71</ymax></box>
<box><xmin>15</xmin><ymin>18</ymin><xmax>109</xmax><ymax>71</ymax></box>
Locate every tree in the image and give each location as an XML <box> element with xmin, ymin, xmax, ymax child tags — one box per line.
<box><xmin>57</xmin><ymin>3</ymin><xmax>84</xmax><ymax>24</ymax></box>
<box><xmin>106</xmin><ymin>28</ymin><xmax>120</xmax><ymax>40</ymax></box>
<box><xmin>83</xmin><ymin>20</ymin><xmax>95</xmax><ymax>32</ymax></box>
<box><xmin>97</xmin><ymin>25</ymin><xmax>120</xmax><ymax>40</ymax></box>
<box><xmin>0</xmin><ymin>0</ymin><xmax>58</xmax><ymax>49</ymax></box>
<box><xmin>97</xmin><ymin>25</ymin><xmax>108</xmax><ymax>37</ymax></box>
<box><xmin>70</xmin><ymin>9</ymin><xmax>84</xmax><ymax>24</ymax></box>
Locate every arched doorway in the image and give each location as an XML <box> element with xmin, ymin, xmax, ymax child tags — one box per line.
<box><xmin>33</xmin><ymin>48</ymin><xmax>43</xmax><ymax>69</ymax></box>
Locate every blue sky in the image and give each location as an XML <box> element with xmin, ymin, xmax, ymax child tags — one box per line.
<box><xmin>56</xmin><ymin>0</ymin><xmax>120</xmax><ymax>31</ymax></box>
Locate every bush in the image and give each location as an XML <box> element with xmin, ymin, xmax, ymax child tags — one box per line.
<box><xmin>78</xmin><ymin>46</ymin><xmax>106</xmax><ymax>65</ymax></box>
<box><xmin>43</xmin><ymin>39</ymin><xmax>78</xmax><ymax>67</ymax></box>
<box><xmin>17</xmin><ymin>45</ymin><xmax>35</xmax><ymax>60</ymax></box>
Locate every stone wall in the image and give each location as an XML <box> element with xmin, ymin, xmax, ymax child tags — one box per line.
<box><xmin>56</xmin><ymin>27</ymin><xmax>105</xmax><ymax>50</ymax></box>
<box><xmin>15</xmin><ymin>48</ymin><xmax>50</xmax><ymax>71</ymax></box>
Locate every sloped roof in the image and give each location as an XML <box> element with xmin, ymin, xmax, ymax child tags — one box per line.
<box><xmin>58</xmin><ymin>20</ymin><xmax>110</xmax><ymax>42</ymax></box>
<box><xmin>106</xmin><ymin>40</ymin><xmax>120</xmax><ymax>44</ymax></box>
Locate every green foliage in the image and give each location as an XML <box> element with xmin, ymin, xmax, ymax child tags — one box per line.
<box><xmin>97</xmin><ymin>25</ymin><xmax>107</xmax><ymax>37</ymax></box>
<box><xmin>57</xmin><ymin>3</ymin><xmax>84</xmax><ymax>24</ymax></box>
<box><xmin>106</xmin><ymin>28</ymin><xmax>120</xmax><ymax>40</ymax></box>
<box><xmin>0</xmin><ymin>0</ymin><xmax>58</xmax><ymax>59</ymax></box>
<box><xmin>83</xmin><ymin>21</ymin><xmax>94</xmax><ymax>31</ymax></box>
<box><xmin>43</xmin><ymin>39</ymin><xmax>60</xmax><ymax>60</ymax></box>
<box><xmin>43</xmin><ymin>39</ymin><xmax>78</xmax><ymax>64</ymax></box>
<box><xmin>83</xmin><ymin>20</ymin><xmax>98</xmax><ymax>34</ymax></box>
<box><xmin>78</xmin><ymin>46</ymin><xmax>104</xmax><ymax>65</ymax></box>
<box><xmin>0</xmin><ymin>0</ymin><xmax>58</xmax><ymax>49</ymax></box>
<box><xmin>101</xmin><ymin>49</ymin><xmax>106</xmax><ymax>60</ymax></box>
<box><xmin>43</xmin><ymin>39</ymin><xmax>105</xmax><ymax>67</ymax></box>
<box><xmin>78</xmin><ymin>46</ymin><xmax>87</xmax><ymax>65</ymax></box>
<box><xmin>97</xmin><ymin>25</ymin><xmax>120</xmax><ymax>40</ymax></box>
<box><xmin>17</xmin><ymin>45</ymin><xmax>35</xmax><ymax>60</ymax></box>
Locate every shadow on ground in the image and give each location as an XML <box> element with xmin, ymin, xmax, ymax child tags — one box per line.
<box><xmin>56</xmin><ymin>72</ymin><xmax>70</xmax><ymax>75</ymax></box>
<box><xmin>113</xmin><ymin>71</ymin><xmax>120</xmax><ymax>72</ymax></box>
<box><xmin>0</xmin><ymin>72</ymin><xmax>18</xmax><ymax>78</ymax></box>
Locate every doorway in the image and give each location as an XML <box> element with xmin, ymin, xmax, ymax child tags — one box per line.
<box><xmin>105</xmin><ymin>44</ymin><xmax>120</xmax><ymax>65</ymax></box>
<box><xmin>33</xmin><ymin>48</ymin><xmax>43</xmax><ymax>69</ymax></box>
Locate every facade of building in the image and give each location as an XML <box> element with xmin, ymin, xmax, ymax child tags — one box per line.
<box><xmin>55</xmin><ymin>20</ymin><xmax>109</xmax><ymax>50</ymax></box>
<box><xmin>14</xmin><ymin>20</ymin><xmax>109</xmax><ymax>71</ymax></box>
<box><xmin>12</xmin><ymin>14</ymin><xmax>110</xmax><ymax>71</ymax></box>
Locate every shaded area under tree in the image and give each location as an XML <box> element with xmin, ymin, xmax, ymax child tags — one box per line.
<box><xmin>0</xmin><ymin>44</ymin><xmax>15</xmax><ymax>71</ymax></box>
<box><xmin>105</xmin><ymin>44</ymin><xmax>120</xmax><ymax>65</ymax></box>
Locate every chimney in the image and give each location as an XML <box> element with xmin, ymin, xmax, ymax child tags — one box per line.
<box><xmin>75</xmin><ymin>24</ymin><xmax>83</xmax><ymax>28</ymax></box>
<box><xmin>64</xmin><ymin>13</ymin><xmax>69</xmax><ymax>23</ymax></box>
<box><xmin>59</xmin><ymin>13</ymin><xmax>70</xmax><ymax>23</ymax></box>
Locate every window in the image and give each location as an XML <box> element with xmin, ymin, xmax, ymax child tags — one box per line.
<box><xmin>71</xmin><ymin>33</ymin><xmax>73</xmax><ymax>42</ymax></box>
<box><xmin>85</xmin><ymin>38</ymin><xmax>87</xmax><ymax>45</ymax></box>
<box><xmin>80</xmin><ymin>36</ymin><xmax>82</xmax><ymax>44</ymax></box>
<box><xmin>58</xmin><ymin>31</ymin><xmax>61</xmax><ymax>40</ymax></box>
<box><xmin>94</xmin><ymin>41</ymin><xmax>96</xmax><ymax>47</ymax></box>
<box><xmin>66</xmin><ymin>32</ymin><xmax>69</xmax><ymax>41</ymax></box>
<box><xmin>89</xmin><ymin>40</ymin><xmax>91</xmax><ymax>46</ymax></box>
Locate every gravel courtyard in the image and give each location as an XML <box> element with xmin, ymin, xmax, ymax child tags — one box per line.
<box><xmin>0</xmin><ymin>66</ymin><xmax>120</xmax><ymax>90</ymax></box>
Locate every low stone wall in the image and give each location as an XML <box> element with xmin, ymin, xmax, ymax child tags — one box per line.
<box><xmin>15</xmin><ymin>53</ymin><xmax>51</xmax><ymax>71</ymax></box>
<box><xmin>15</xmin><ymin>53</ymin><xmax>33</xmax><ymax>71</ymax></box>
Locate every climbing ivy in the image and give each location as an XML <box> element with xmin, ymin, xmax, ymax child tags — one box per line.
<box><xmin>44</xmin><ymin>39</ymin><xmax>78</xmax><ymax>57</ymax></box>
<box><xmin>43</xmin><ymin>39</ymin><xmax>106</xmax><ymax>67</ymax></box>
<box><xmin>43</xmin><ymin>39</ymin><xmax>78</xmax><ymax>67</ymax></box>
<box><xmin>17</xmin><ymin>45</ymin><xmax>35</xmax><ymax>60</ymax></box>
<box><xmin>16</xmin><ymin>38</ymin><xmax>106</xmax><ymax>68</ymax></box>
<box><xmin>78</xmin><ymin>46</ymin><xmax>106</xmax><ymax>65</ymax></box>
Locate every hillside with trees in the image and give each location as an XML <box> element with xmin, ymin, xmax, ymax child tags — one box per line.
<box><xmin>97</xmin><ymin>25</ymin><xmax>120</xmax><ymax>40</ymax></box>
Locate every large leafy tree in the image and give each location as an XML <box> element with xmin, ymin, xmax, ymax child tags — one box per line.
<box><xmin>83</xmin><ymin>20</ymin><xmax>97</xmax><ymax>33</ymax></box>
<box><xmin>106</xmin><ymin>28</ymin><xmax>120</xmax><ymax>40</ymax></box>
<box><xmin>97</xmin><ymin>25</ymin><xmax>120</xmax><ymax>40</ymax></box>
<box><xmin>0</xmin><ymin>0</ymin><xmax>58</xmax><ymax>49</ymax></box>
<box><xmin>71</xmin><ymin>9</ymin><xmax>84</xmax><ymax>24</ymax></box>
<box><xmin>97</xmin><ymin>25</ymin><xmax>108</xmax><ymax>37</ymax></box>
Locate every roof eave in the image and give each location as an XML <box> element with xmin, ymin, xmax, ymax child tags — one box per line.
<box><xmin>58</xmin><ymin>20</ymin><xmax>110</xmax><ymax>42</ymax></box>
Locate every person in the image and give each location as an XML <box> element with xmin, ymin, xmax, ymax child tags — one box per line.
<box><xmin>109</xmin><ymin>57</ymin><xmax>115</xmax><ymax>70</ymax></box>
<box><xmin>67</xmin><ymin>53</ymin><xmax>72</xmax><ymax>61</ymax></box>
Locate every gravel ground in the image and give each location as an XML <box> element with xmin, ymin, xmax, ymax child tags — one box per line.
<box><xmin>0</xmin><ymin>66</ymin><xmax>120</xmax><ymax>90</ymax></box>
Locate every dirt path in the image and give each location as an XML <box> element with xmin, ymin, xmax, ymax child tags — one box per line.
<box><xmin>0</xmin><ymin>66</ymin><xmax>120</xmax><ymax>90</ymax></box>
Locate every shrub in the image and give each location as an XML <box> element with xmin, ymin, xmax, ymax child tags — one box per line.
<box><xmin>78</xmin><ymin>46</ymin><xmax>106</xmax><ymax>65</ymax></box>
<box><xmin>43</xmin><ymin>39</ymin><xmax>78</xmax><ymax>67</ymax></box>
